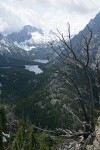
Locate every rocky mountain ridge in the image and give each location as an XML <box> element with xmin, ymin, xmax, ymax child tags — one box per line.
<box><xmin>0</xmin><ymin>25</ymin><xmax>57</xmax><ymax>61</ymax></box>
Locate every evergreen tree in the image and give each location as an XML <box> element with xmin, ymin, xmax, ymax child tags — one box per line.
<box><xmin>16</xmin><ymin>126</ymin><xmax>25</xmax><ymax>148</ymax></box>
<box><xmin>28</xmin><ymin>126</ymin><xmax>38</xmax><ymax>150</ymax></box>
<box><xmin>0</xmin><ymin>106</ymin><xmax>6</xmax><ymax>150</ymax></box>
<box><xmin>0</xmin><ymin>124</ymin><xmax>3</xmax><ymax>150</ymax></box>
<box><xmin>11</xmin><ymin>139</ymin><xmax>19</xmax><ymax>150</ymax></box>
<box><xmin>39</xmin><ymin>133</ymin><xmax>52</xmax><ymax>150</ymax></box>
<box><xmin>11</xmin><ymin>120</ymin><xmax>26</xmax><ymax>150</ymax></box>
<box><xmin>0</xmin><ymin>106</ymin><xmax>6</xmax><ymax>131</ymax></box>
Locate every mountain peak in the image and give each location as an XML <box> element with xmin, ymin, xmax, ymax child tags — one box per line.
<box><xmin>88</xmin><ymin>12</ymin><xmax>100</xmax><ymax>32</ymax></box>
<box><xmin>72</xmin><ymin>12</ymin><xmax>100</xmax><ymax>46</ymax></box>
<box><xmin>95</xmin><ymin>12</ymin><xmax>100</xmax><ymax>19</ymax></box>
<box><xmin>7</xmin><ymin>25</ymin><xmax>44</xmax><ymax>43</ymax></box>
<box><xmin>23</xmin><ymin>25</ymin><xmax>44</xmax><ymax>35</ymax></box>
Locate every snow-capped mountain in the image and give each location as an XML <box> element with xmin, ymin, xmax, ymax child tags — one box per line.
<box><xmin>0</xmin><ymin>37</ymin><xmax>30</xmax><ymax>59</ymax></box>
<box><xmin>1</xmin><ymin>11</ymin><xmax>100</xmax><ymax>63</ymax></box>
<box><xmin>7</xmin><ymin>25</ymin><xmax>56</xmax><ymax>52</ymax></box>
<box><xmin>7</xmin><ymin>25</ymin><xmax>44</xmax><ymax>43</ymax></box>
<box><xmin>0</xmin><ymin>25</ymin><xmax>56</xmax><ymax>60</ymax></box>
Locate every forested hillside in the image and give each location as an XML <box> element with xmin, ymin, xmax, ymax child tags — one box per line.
<box><xmin>0</xmin><ymin>12</ymin><xmax>100</xmax><ymax>149</ymax></box>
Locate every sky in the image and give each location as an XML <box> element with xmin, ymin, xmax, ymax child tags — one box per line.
<box><xmin>0</xmin><ymin>0</ymin><xmax>100</xmax><ymax>35</ymax></box>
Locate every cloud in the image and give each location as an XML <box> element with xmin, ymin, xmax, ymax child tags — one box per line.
<box><xmin>0</xmin><ymin>0</ymin><xmax>100</xmax><ymax>34</ymax></box>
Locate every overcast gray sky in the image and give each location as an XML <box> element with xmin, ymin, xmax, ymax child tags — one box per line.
<box><xmin>0</xmin><ymin>0</ymin><xmax>100</xmax><ymax>34</ymax></box>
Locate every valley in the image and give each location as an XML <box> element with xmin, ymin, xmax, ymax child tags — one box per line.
<box><xmin>0</xmin><ymin>11</ymin><xmax>100</xmax><ymax>150</ymax></box>
<box><xmin>0</xmin><ymin>13</ymin><xmax>100</xmax><ymax>129</ymax></box>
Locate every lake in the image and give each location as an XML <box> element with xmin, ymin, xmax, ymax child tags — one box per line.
<box><xmin>33</xmin><ymin>59</ymin><xmax>49</xmax><ymax>63</ymax></box>
<box><xmin>25</xmin><ymin>65</ymin><xmax>43</xmax><ymax>74</ymax></box>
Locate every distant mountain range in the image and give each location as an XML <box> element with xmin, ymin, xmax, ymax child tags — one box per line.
<box><xmin>0</xmin><ymin>12</ymin><xmax>100</xmax><ymax>61</ymax></box>
<box><xmin>0</xmin><ymin>25</ymin><xmax>57</xmax><ymax>61</ymax></box>
<box><xmin>0</xmin><ymin>12</ymin><xmax>100</xmax><ymax>66</ymax></box>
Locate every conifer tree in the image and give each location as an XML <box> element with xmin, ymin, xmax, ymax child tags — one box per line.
<box><xmin>28</xmin><ymin>126</ymin><xmax>38</xmax><ymax>150</ymax></box>
<box><xmin>0</xmin><ymin>106</ymin><xmax>6</xmax><ymax>150</ymax></box>
<box><xmin>39</xmin><ymin>133</ymin><xmax>52</xmax><ymax>150</ymax></box>
<box><xmin>0</xmin><ymin>107</ymin><xmax>6</xmax><ymax>131</ymax></box>
<box><xmin>11</xmin><ymin>139</ymin><xmax>19</xmax><ymax>150</ymax></box>
<box><xmin>0</xmin><ymin>124</ymin><xmax>3</xmax><ymax>150</ymax></box>
<box><xmin>16</xmin><ymin>126</ymin><xmax>25</xmax><ymax>148</ymax></box>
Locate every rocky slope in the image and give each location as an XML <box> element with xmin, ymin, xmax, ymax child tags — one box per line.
<box><xmin>56</xmin><ymin>118</ymin><xmax>100</xmax><ymax>150</ymax></box>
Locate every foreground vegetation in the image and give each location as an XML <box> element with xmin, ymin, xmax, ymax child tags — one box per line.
<box><xmin>0</xmin><ymin>106</ymin><xmax>63</xmax><ymax>150</ymax></box>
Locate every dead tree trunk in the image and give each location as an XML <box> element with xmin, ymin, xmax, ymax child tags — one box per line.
<box><xmin>49</xmin><ymin>24</ymin><xmax>96</xmax><ymax>134</ymax></box>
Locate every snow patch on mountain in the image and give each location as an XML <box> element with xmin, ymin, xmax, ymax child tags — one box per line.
<box><xmin>13</xmin><ymin>31</ymin><xmax>56</xmax><ymax>52</ymax></box>
<box><xmin>0</xmin><ymin>37</ymin><xmax>30</xmax><ymax>59</ymax></box>
<box><xmin>14</xmin><ymin>41</ymin><xmax>36</xmax><ymax>51</ymax></box>
<box><xmin>31</xmin><ymin>32</ymin><xmax>54</xmax><ymax>43</ymax></box>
